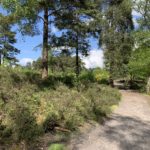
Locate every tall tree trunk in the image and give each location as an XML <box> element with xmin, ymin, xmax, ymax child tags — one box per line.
<box><xmin>42</xmin><ymin>7</ymin><xmax>49</xmax><ymax>79</ymax></box>
<box><xmin>109</xmin><ymin>75</ymin><xmax>114</xmax><ymax>87</ymax></box>
<box><xmin>76</xmin><ymin>34</ymin><xmax>79</xmax><ymax>77</ymax></box>
<box><xmin>146</xmin><ymin>77</ymin><xmax>150</xmax><ymax>93</ymax></box>
<box><xmin>0</xmin><ymin>52</ymin><xmax>1</xmax><ymax>66</ymax></box>
<box><xmin>109</xmin><ymin>58</ymin><xmax>114</xmax><ymax>87</ymax></box>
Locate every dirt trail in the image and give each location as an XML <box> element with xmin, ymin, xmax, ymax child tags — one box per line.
<box><xmin>68</xmin><ymin>91</ymin><xmax>150</xmax><ymax>150</ymax></box>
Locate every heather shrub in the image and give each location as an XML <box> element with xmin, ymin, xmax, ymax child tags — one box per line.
<box><xmin>84</xmin><ymin>84</ymin><xmax>121</xmax><ymax>119</ymax></box>
<box><xmin>0</xmin><ymin>67</ymin><xmax>121</xmax><ymax>148</ymax></box>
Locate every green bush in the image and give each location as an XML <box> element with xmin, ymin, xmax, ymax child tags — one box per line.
<box><xmin>0</xmin><ymin>123</ymin><xmax>12</xmax><ymax>143</ymax></box>
<box><xmin>129</xmin><ymin>80</ymin><xmax>147</xmax><ymax>91</ymax></box>
<box><xmin>0</xmin><ymin>67</ymin><xmax>121</xmax><ymax>148</ymax></box>
<box><xmin>128</xmin><ymin>44</ymin><xmax>150</xmax><ymax>91</ymax></box>
<box><xmin>37</xmin><ymin>85</ymin><xmax>90</xmax><ymax>130</ymax></box>
<box><xmin>10</xmin><ymin>105</ymin><xmax>43</xmax><ymax>143</ymax></box>
<box><xmin>79</xmin><ymin>70</ymin><xmax>95</xmax><ymax>82</ymax></box>
<box><xmin>79</xmin><ymin>68</ymin><xmax>109</xmax><ymax>85</ymax></box>
<box><xmin>39</xmin><ymin>83</ymin><xmax>121</xmax><ymax>130</ymax></box>
<box><xmin>84</xmin><ymin>84</ymin><xmax>121</xmax><ymax>119</ymax></box>
<box><xmin>93</xmin><ymin>68</ymin><xmax>109</xmax><ymax>84</ymax></box>
<box><xmin>48</xmin><ymin>144</ymin><xmax>66</xmax><ymax>150</ymax></box>
<box><xmin>42</xmin><ymin>72</ymin><xmax>77</xmax><ymax>88</ymax></box>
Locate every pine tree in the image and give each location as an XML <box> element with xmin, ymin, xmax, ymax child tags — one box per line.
<box><xmin>0</xmin><ymin>14</ymin><xmax>19</xmax><ymax>66</ymax></box>
<box><xmin>1</xmin><ymin>0</ymin><xmax>65</xmax><ymax>78</ymax></box>
<box><xmin>1</xmin><ymin>0</ymin><xmax>102</xmax><ymax>77</ymax></box>
<box><xmin>55</xmin><ymin>0</ymin><xmax>102</xmax><ymax>76</ymax></box>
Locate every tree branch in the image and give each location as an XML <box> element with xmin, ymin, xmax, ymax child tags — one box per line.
<box><xmin>37</xmin><ymin>15</ymin><xmax>45</xmax><ymax>22</ymax></box>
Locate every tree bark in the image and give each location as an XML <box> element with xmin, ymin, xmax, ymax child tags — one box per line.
<box><xmin>76</xmin><ymin>33</ymin><xmax>79</xmax><ymax>77</ymax></box>
<box><xmin>42</xmin><ymin>7</ymin><xmax>49</xmax><ymax>79</ymax></box>
<box><xmin>109</xmin><ymin>76</ymin><xmax>114</xmax><ymax>87</ymax></box>
<box><xmin>146</xmin><ymin>77</ymin><xmax>150</xmax><ymax>93</ymax></box>
<box><xmin>109</xmin><ymin>59</ymin><xmax>114</xmax><ymax>87</ymax></box>
<box><xmin>0</xmin><ymin>52</ymin><xmax>1</xmax><ymax>66</ymax></box>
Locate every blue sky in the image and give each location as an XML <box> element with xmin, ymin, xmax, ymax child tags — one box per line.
<box><xmin>13</xmin><ymin>23</ymin><xmax>101</xmax><ymax>67</ymax></box>
<box><xmin>14</xmin><ymin>28</ymin><xmax>99</xmax><ymax>60</ymax></box>
<box><xmin>0</xmin><ymin>6</ymin><xmax>140</xmax><ymax>68</ymax></box>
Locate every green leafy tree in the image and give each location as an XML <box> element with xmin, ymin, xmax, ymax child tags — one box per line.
<box><xmin>133</xmin><ymin>0</ymin><xmax>150</xmax><ymax>51</ymax></box>
<box><xmin>134</xmin><ymin>0</ymin><xmax>150</xmax><ymax>30</ymax></box>
<box><xmin>101</xmin><ymin>0</ymin><xmax>134</xmax><ymax>86</ymax></box>
<box><xmin>128</xmin><ymin>44</ymin><xmax>150</xmax><ymax>80</ymax></box>
<box><xmin>129</xmin><ymin>0</ymin><xmax>150</xmax><ymax>91</ymax></box>
<box><xmin>128</xmin><ymin>40</ymin><xmax>150</xmax><ymax>91</ymax></box>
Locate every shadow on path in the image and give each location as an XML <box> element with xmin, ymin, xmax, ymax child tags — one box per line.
<box><xmin>102</xmin><ymin>114</ymin><xmax>150</xmax><ymax>150</ymax></box>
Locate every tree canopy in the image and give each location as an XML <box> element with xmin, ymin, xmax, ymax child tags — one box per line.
<box><xmin>0</xmin><ymin>13</ymin><xmax>19</xmax><ymax>66</ymax></box>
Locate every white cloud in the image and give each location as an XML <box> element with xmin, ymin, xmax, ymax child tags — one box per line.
<box><xmin>82</xmin><ymin>49</ymin><xmax>104</xmax><ymax>69</ymax></box>
<box><xmin>19</xmin><ymin>58</ymin><xmax>34</xmax><ymax>66</ymax></box>
<box><xmin>52</xmin><ymin>46</ymin><xmax>72</xmax><ymax>51</ymax></box>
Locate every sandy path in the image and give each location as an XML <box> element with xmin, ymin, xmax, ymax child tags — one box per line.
<box><xmin>68</xmin><ymin>91</ymin><xmax>150</xmax><ymax>150</ymax></box>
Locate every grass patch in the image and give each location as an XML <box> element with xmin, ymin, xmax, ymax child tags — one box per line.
<box><xmin>48</xmin><ymin>144</ymin><xmax>66</xmax><ymax>150</ymax></box>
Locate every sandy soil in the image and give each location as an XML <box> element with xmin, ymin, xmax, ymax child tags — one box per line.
<box><xmin>68</xmin><ymin>90</ymin><xmax>150</xmax><ymax>150</ymax></box>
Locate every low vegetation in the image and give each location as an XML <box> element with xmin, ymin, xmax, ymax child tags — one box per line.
<box><xmin>0</xmin><ymin>67</ymin><xmax>121</xmax><ymax>149</ymax></box>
